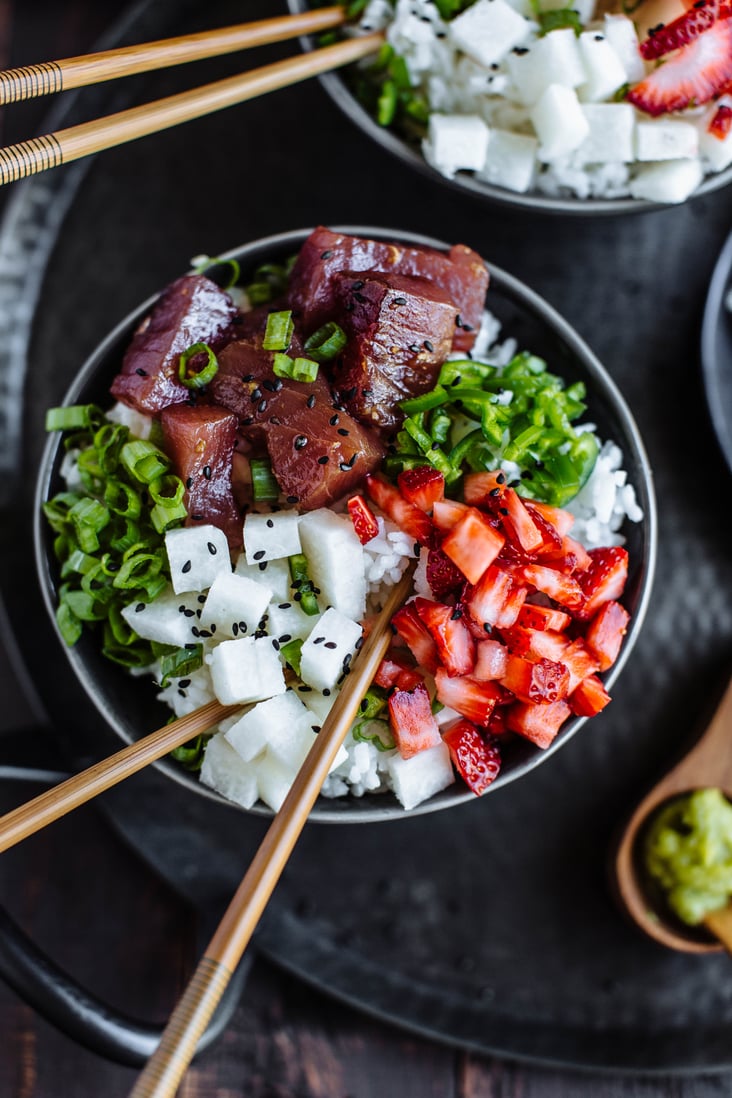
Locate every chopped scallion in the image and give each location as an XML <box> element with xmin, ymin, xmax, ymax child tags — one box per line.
<box><xmin>262</xmin><ymin>310</ymin><xmax>294</xmax><ymax>351</ymax></box>
<box><xmin>178</xmin><ymin>342</ymin><xmax>219</xmax><ymax>389</ymax></box>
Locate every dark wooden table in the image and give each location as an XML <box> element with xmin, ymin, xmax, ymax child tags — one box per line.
<box><xmin>1</xmin><ymin>4</ymin><xmax>731</xmax><ymax>1096</ymax></box>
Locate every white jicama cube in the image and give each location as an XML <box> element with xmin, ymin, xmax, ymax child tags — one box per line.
<box><xmin>386</xmin><ymin>741</ymin><xmax>455</xmax><ymax>811</ymax></box>
<box><xmin>296</xmin><ymin>685</ymin><xmax>339</xmax><ymax>726</ymax></box>
<box><xmin>121</xmin><ymin>587</ymin><xmax>199</xmax><ymax>648</ymax></box>
<box><xmin>225</xmin><ymin>689</ymin><xmax>312</xmax><ymax>763</ymax></box>
<box><xmin>574</xmin><ymin>103</ymin><xmax>635</xmax><ymax>164</ymax></box>
<box><xmin>603</xmin><ymin>14</ymin><xmax>645</xmax><ymax>83</ymax></box>
<box><xmin>267</xmin><ymin>598</ymin><xmax>319</xmax><ymax>643</ymax></box>
<box><xmin>234</xmin><ymin>553</ymin><xmax>292</xmax><ymax>602</ymax></box>
<box><xmin>635</xmin><ymin>119</ymin><xmax>699</xmax><ymax>162</ymax></box>
<box><xmin>531</xmin><ymin>84</ymin><xmax>590</xmax><ymax>161</ymax></box>
<box><xmin>506</xmin><ymin>30</ymin><xmax>586</xmax><ymax>105</ymax></box>
<box><xmin>200</xmin><ymin>732</ymin><xmax>259</xmax><ymax>809</ymax></box>
<box><xmin>200</xmin><ymin>571</ymin><xmax>272</xmax><ymax>639</ymax></box>
<box><xmin>699</xmin><ymin>99</ymin><xmax>732</xmax><ymax>171</ymax></box>
<box><xmin>243</xmin><ymin>509</ymin><xmax>301</xmax><ymax>564</ymax></box>
<box><xmin>255</xmin><ymin>752</ymin><xmax>295</xmax><ymax>812</ymax></box>
<box><xmin>165</xmin><ymin>524</ymin><xmax>230</xmax><ymax>594</ymax></box>
<box><xmin>449</xmin><ymin>0</ymin><xmax>532</xmax><ymax>67</ymax></box>
<box><xmin>629</xmin><ymin>158</ymin><xmax>704</xmax><ymax>204</ymax></box>
<box><xmin>478</xmin><ymin>129</ymin><xmax>538</xmax><ymax>192</ymax></box>
<box><xmin>577</xmin><ymin>31</ymin><xmax>627</xmax><ymax>102</ymax></box>
<box><xmin>299</xmin><ymin>608</ymin><xmax>363</xmax><ymax>693</ymax></box>
<box><xmin>207</xmin><ymin>635</ymin><xmax>286</xmax><ymax>705</ymax></box>
<box><xmin>298</xmin><ymin>508</ymin><xmax>366</xmax><ymax>621</ymax></box>
<box><xmin>157</xmin><ymin>665</ymin><xmax>215</xmax><ymax>719</ymax></box>
<box><xmin>422</xmin><ymin>114</ymin><xmax>490</xmax><ymax>179</ymax></box>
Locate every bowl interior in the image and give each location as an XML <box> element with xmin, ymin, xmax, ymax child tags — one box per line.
<box><xmin>34</xmin><ymin>226</ymin><xmax>657</xmax><ymax>822</ymax></box>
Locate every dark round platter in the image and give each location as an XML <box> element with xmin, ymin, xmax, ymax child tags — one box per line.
<box><xmin>2</xmin><ymin>0</ymin><xmax>732</xmax><ymax>1075</ymax></box>
<box><xmin>702</xmin><ymin>229</ymin><xmax>732</xmax><ymax>477</ymax></box>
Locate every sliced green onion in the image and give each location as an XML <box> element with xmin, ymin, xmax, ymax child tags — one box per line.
<box><xmin>45</xmin><ymin>404</ymin><xmax>104</xmax><ymax>432</ymax></box>
<box><xmin>250</xmin><ymin>458</ymin><xmax>279</xmax><ymax>502</ymax></box>
<box><xmin>170</xmin><ymin>733</ymin><xmax>210</xmax><ymax>772</ymax></box>
<box><xmin>69</xmin><ymin>497</ymin><xmax>110</xmax><ymax>553</ymax></box>
<box><xmin>291</xmin><ymin>357</ymin><xmax>319</xmax><ymax>383</ymax></box>
<box><xmin>400</xmin><ymin>386</ymin><xmax>449</xmax><ymax>415</ymax></box>
<box><xmin>352</xmin><ymin>719</ymin><xmax>395</xmax><ymax>752</ymax></box>
<box><xmin>112</xmin><ymin>550</ymin><xmax>162</xmax><ymax>591</ymax></box>
<box><xmin>377</xmin><ymin>79</ymin><xmax>398</xmax><ymax>126</ymax></box>
<box><xmin>272</xmin><ymin>352</ymin><xmax>294</xmax><ymax>378</ymax></box>
<box><xmin>120</xmin><ymin>439</ymin><xmax>170</xmax><ymax>484</ymax></box>
<box><xmin>149</xmin><ymin>474</ymin><xmax>188</xmax><ymax>534</ymax></box>
<box><xmin>157</xmin><ymin>643</ymin><xmax>203</xmax><ymax>687</ymax></box>
<box><xmin>288</xmin><ymin>554</ymin><xmax>320</xmax><ymax>616</ymax></box>
<box><xmin>55</xmin><ymin>601</ymin><xmax>82</xmax><ymax>646</ymax></box>
<box><xmin>262</xmin><ymin>310</ymin><xmax>294</xmax><ymax>351</ymax></box>
<box><xmin>193</xmin><ymin>255</ymin><xmax>240</xmax><ymax>290</ymax></box>
<box><xmin>303</xmin><ymin>321</ymin><xmax>347</xmax><ymax>362</ymax></box>
<box><xmin>178</xmin><ymin>342</ymin><xmax>219</xmax><ymax>389</ymax></box>
<box><xmin>104</xmin><ymin>478</ymin><xmax>142</xmax><ymax>519</ymax></box>
<box><xmin>357</xmin><ymin>686</ymin><xmax>388</xmax><ymax>721</ymax></box>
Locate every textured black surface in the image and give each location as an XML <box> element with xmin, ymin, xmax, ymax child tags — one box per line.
<box><xmin>1</xmin><ymin>0</ymin><xmax>732</xmax><ymax>1075</ymax></box>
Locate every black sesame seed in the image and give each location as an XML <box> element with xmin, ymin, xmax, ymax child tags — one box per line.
<box><xmin>318</xmin><ymin>455</ymin><xmax>329</xmax><ymax>465</ymax></box>
<box><xmin>342</xmin><ymin>386</ymin><xmax>357</xmax><ymax>400</ymax></box>
<box><xmin>199</xmin><ymin>629</ymin><xmax>212</xmax><ymax>638</ymax></box>
<box><xmin>251</xmin><ymin>387</ymin><xmax>262</xmax><ymax>401</ymax></box>
<box><xmin>272</xmin><ymin>638</ymin><xmax>280</xmax><ymax>650</ymax></box>
<box><xmin>232</xmin><ymin>622</ymin><xmax>239</xmax><ymax>636</ymax></box>
<box><xmin>278</xmin><ymin>602</ymin><xmax>291</xmax><ymax>609</ymax></box>
<box><xmin>330</xmin><ymin>414</ymin><xmax>340</xmax><ymax>426</ymax></box>
<box><xmin>253</xmin><ymin>550</ymin><xmax>265</xmax><ymax>561</ymax></box>
<box><xmin>287</xmin><ymin>495</ymin><xmax>299</xmax><ymax>504</ymax></box>
<box><xmin>241</xmin><ymin>416</ymin><xmax>254</xmax><ymax>427</ymax></box>
<box><xmin>178</xmin><ymin>679</ymin><xmax>191</xmax><ymax>688</ymax></box>
<box><xmin>135</xmin><ymin>602</ymin><xmax>145</xmax><ymax>612</ymax></box>
<box><xmin>258</xmin><ymin>399</ymin><xmax>268</xmax><ymax>414</ymax></box>
<box><xmin>178</xmin><ymin>688</ymin><xmax>186</xmax><ymax>698</ymax></box>
<box><xmin>483</xmin><ymin>623</ymin><xmax>493</xmax><ymax>634</ymax></box>
<box><xmin>490</xmin><ymin>487</ymin><xmax>501</xmax><ymax>497</ymax></box>
<box><xmin>324</xmin><ymin>641</ymin><xmax>337</xmax><ymax>650</ymax></box>
<box><xmin>323</xmin><ymin>688</ymin><xmax>331</xmax><ymax>696</ymax></box>
<box><xmin>184</xmin><ymin>609</ymin><xmax>195</xmax><ymax>618</ymax></box>
<box><xmin>191</xmin><ymin>513</ymin><xmax>204</xmax><ymax>521</ymax></box>
<box><xmin>337</xmin><ymin>428</ymin><xmax>350</xmax><ymax>437</ymax></box>
<box><xmin>321</xmin><ymin>250</ymin><xmax>333</xmax><ymax>259</ymax></box>
<box><xmin>306</xmin><ymin>393</ymin><xmax>316</xmax><ymax>408</ymax></box>
<box><xmin>496</xmin><ymin>472</ymin><xmax>506</xmax><ymax>484</ymax></box>
<box><xmin>203</xmin><ymin>465</ymin><xmax>211</xmax><ymax>480</ymax></box>
<box><xmin>262</xmin><ymin>379</ymin><xmax>278</xmax><ymax>392</ymax></box>
<box><xmin>192</xmin><ymin>626</ymin><xmax>200</xmax><ymax>637</ymax></box>
<box><xmin>243</xmin><ymin>373</ymin><xmax>255</xmax><ymax>382</ymax></box>
<box><xmin>186</xmin><ymin>476</ymin><xmax>194</xmax><ymax>489</ymax></box>
<box><xmin>423</xmin><ymin>340</ymin><xmax>434</xmax><ymax>352</ymax></box>
<box><xmin>314</xmin><ymin>636</ymin><xmax>325</xmax><ymax>644</ymax></box>
<box><xmin>352</xmin><ymin>280</ymin><xmax>364</xmax><ymax>291</ymax></box>
<box><xmin>294</xmin><ymin>435</ymin><xmax>308</xmax><ymax>450</ymax></box>
<box><xmin>239</xmin><ymin>621</ymin><xmax>248</xmax><ymax>632</ymax></box>
<box><xmin>207</xmin><ymin>542</ymin><xmax>218</xmax><ymax>555</ymax></box>
<box><xmin>182</xmin><ymin>560</ymin><xmax>192</xmax><ymax>573</ymax></box>
<box><xmin>500</xmin><ymin>507</ymin><xmax>509</xmax><ymax>516</ymax></box>
<box><xmin>451</xmin><ymin>608</ymin><xmax>462</xmax><ymax>620</ymax></box>
<box><xmin>135</xmin><ymin>367</ymin><xmax>148</xmax><ymax>376</ymax></box>
<box><xmin>269</xmin><ymin>415</ymin><xmax>282</xmax><ymax>426</ymax></box>
<box><xmin>392</xmin><ymin>296</ymin><xmax>407</xmax><ymax>306</ymax></box>
<box><xmin>513</xmin><ymin>45</ymin><xmax>529</xmax><ymax>54</ymax></box>
<box><xmin>408</xmin><ymin>343</ymin><xmax>420</xmax><ymax>353</ymax></box>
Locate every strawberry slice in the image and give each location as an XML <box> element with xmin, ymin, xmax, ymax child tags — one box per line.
<box><xmin>708</xmin><ymin>101</ymin><xmax>732</xmax><ymax>137</ymax></box>
<box><xmin>388</xmin><ymin>682</ymin><xmax>442</xmax><ymax>759</ymax></box>
<box><xmin>583</xmin><ymin>599</ymin><xmax>630</xmax><ymax>670</ymax></box>
<box><xmin>500</xmin><ymin>625</ymin><xmax>569</xmax><ymax>663</ymax></box>
<box><xmin>392</xmin><ymin>603</ymin><xmax>440</xmax><ymax>674</ymax></box>
<box><xmin>426</xmin><ymin>547</ymin><xmax>465</xmax><ymax>600</ymax></box>
<box><xmin>473</xmin><ymin>638</ymin><xmax>509</xmax><ymax>681</ymax></box>
<box><xmin>569</xmin><ymin>673</ymin><xmax>612</xmax><ymax>717</ymax></box>
<box><xmin>576</xmin><ymin>546</ymin><xmax>629</xmax><ymax>620</ymax></box>
<box><xmin>432</xmin><ymin>498</ymin><xmax>470</xmax><ymax>532</ymax></box>
<box><xmin>397</xmin><ymin>466</ymin><xmax>445</xmax><ymax>512</ymax></box>
<box><xmin>496</xmin><ymin>487</ymin><xmax>544</xmax><ymax>554</ymax></box>
<box><xmin>516</xmin><ymin>603</ymin><xmax>572</xmax><ymax>632</ymax></box>
<box><xmin>465</xmin><ymin>564</ymin><xmax>527</xmax><ymax>631</ymax></box>
<box><xmin>640</xmin><ymin>0</ymin><xmax>722</xmax><ymax>60</ymax></box>
<box><xmin>463</xmin><ymin>469</ymin><xmax>507</xmax><ymax>505</ymax></box>
<box><xmin>559</xmin><ymin>639</ymin><xmax>601</xmax><ymax>692</ymax></box>
<box><xmin>537</xmin><ymin>534</ymin><xmax>592</xmax><ymax>575</ymax></box>
<box><xmin>523</xmin><ymin>499</ymin><xmax>575</xmax><ymax>537</ymax></box>
<box><xmin>500</xmin><ymin>654</ymin><xmax>570</xmax><ymax>705</ymax></box>
<box><xmin>435</xmin><ymin>669</ymin><xmax>507</xmax><ymax>727</ymax></box>
<box><xmin>365</xmin><ymin>473</ymin><xmax>434</xmax><ymax>547</ymax></box>
<box><xmin>505</xmin><ymin>698</ymin><xmax>572</xmax><ymax>748</ymax></box>
<box><xmin>374</xmin><ymin>652</ymin><xmax>420</xmax><ymax>690</ymax></box>
<box><xmin>514</xmin><ymin>562</ymin><xmax>585</xmax><ymax>612</ymax></box>
<box><xmin>441</xmin><ymin>507</ymin><xmax>505</xmax><ymax>585</ymax></box>
<box><xmin>442</xmin><ymin>718</ymin><xmax>502</xmax><ymax>795</ymax></box>
<box><xmin>414</xmin><ymin>597</ymin><xmax>476</xmax><ymax>677</ymax></box>
<box><xmin>347</xmin><ymin>494</ymin><xmax>380</xmax><ymax>545</ymax></box>
<box><xmin>629</xmin><ymin>16</ymin><xmax>732</xmax><ymax>115</ymax></box>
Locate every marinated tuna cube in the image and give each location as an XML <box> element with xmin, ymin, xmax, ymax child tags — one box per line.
<box><xmin>330</xmin><ymin>272</ymin><xmax>455</xmax><ymax>430</ymax></box>
<box><xmin>287</xmin><ymin>226</ymin><xmax>488</xmax><ymax>352</ymax></box>
<box><xmin>160</xmin><ymin>404</ymin><xmax>241</xmax><ymax>549</ymax></box>
<box><xmin>111</xmin><ymin>275</ymin><xmax>238</xmax><ymax>414</ymax></box>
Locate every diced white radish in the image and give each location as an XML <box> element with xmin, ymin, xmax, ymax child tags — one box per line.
<box><xmin>296</xmin><ymin>686</ymin><xmax>339</xmax><ymax>726</ymax></box>
<box><xmin>699</xmin><ymin>98</ymin><xmax>732</xmax><ymax>171</ymax></box>
<box><xmin>200</xmin><ymin>571</ymin><xmax>272</xmax><ymax>639</ymax></box>
<box><xmin>267</xmin><ymin>598</ymin><xmax>319</xmax><ymax>643</ymax></box>
<box><xmin>255</xmin><ymin>753</ymin><xmax>293</xmax><ymax>812</ymax></box>
<box><xmin>574</xmin><ymin>103</ymin><xmax>635</xmax><ymax>165</ymax></box>
<box><xmin>628</xmin><ymin>158</ymin><xmax>703</xmax><ymax>203</ymax></box>
<box><xmin>299</xmin><ymin>608</ymin><xmax>363</xmax><ymax>693</ymax></box>
<box><xmin>267</xmin><ymin>723</ymin><xmax>318</xmax><ymax>772</ymax></box>
<box><xmin>298</xmin><ymin>509</ymin><xmax>366</xmax><ymax>621</ymax></box>
<box><xmin>234</xmin><ymin>554</ymin><xmax>292</xmax><ymax>602</ymax></box>
<box><xmin>157</xmin><ymin>665</ymin><xmax>215</xmax><ymax>719</ymax></box>
<box><xmin>506</xmin><ymin>29</ymin><xmax>586</xmax><ymax>105</ymax></box>
<box><xmin>635</xmin><ymin>120</ymin><xmax>699</xmax><ymax>162</ymax></box>
<box><xmin>106</xmin><ymin>401</ymin><xmax>153</xmax><ymax>440</ymax></box>
<box><xmin>165</xmin><ymin>524</ymin><xmax>230</xmax><ymax>594</ymax></box>
<box><xmin>449</xmin><ymin>0</ymin><xmax>532</xmax><ymax>67</ymax></box>
<box><xmin>206</xmin><ymin>635</ymin><xmax>286</xmax><ymax>705</ymax></box>
<box><xmin>531</xmin><ymin>84</ymin><xmax>590</xmax><ymax>160</ymax></box>
<box><xmin>422</xmin><ymin>114</ymin><xmax>490</xmax><ymax>179</ymax></box>
<box><xmin>243</xmin><ymin>509</ymin><xmax>301</xmax><ymax>564</ymax></box>
<box><xmin>478</xmin><ymin>129</ymin><xmax>538</xmax><ymax>192</ymax></box>
<box><xmin>121</xmin><ymin>587</ymin><xmax>199</xmax><ymax>648</ymax></box>
<box><xmin>577</xmin><ymin>31</ymin><xmax>627</xmax><ymax>102</ymax></box>
<box><xmin>200</xmin><ymin>732</ymin><xmax>259</xmax><ymax>809</ymax></box>
<box><xmin>386</xmin><ymin>741</ymin><xmax>455</xmax><ymax>810</ymax></box>
<box><xmin>603</xmin><ymin>14</ymin><xmax>645</xmax><ymax>84</ymax></box>
<box><xmin>225</xmin><ymin>689</ymin><xmax>312</xmax><ymax>763</ymax></box>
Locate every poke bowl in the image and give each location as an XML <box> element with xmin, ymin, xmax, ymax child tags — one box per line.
<box><xmin>287</xmin><ymin>0</ymin><xmax>732</xmax><ymax>214</ymax></box>
<box><xmin>34</xmin><ymin>225</ymin><xmax>656</xmax><ymax>823</ymax></box>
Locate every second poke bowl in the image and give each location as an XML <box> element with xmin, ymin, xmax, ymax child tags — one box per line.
<box><xmin>34</xmin><ymin>225</ymin><xmax>656</xmax><ymax>822</ymax></box>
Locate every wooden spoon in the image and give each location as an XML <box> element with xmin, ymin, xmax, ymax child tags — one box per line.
<box><xmin>612</xmin><ymin>672</ymin><xmax>732</xmax><ymax>955</ymax></box>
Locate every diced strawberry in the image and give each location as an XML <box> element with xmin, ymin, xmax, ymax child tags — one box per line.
<box><xmin>496</xmin><ymin>487</ymin><xmax>544</xmax><ymax>554</ymax></box>
<box><xmin>465</xmin><ymin>564</ymin><xmax>527</xmax><ymax>630</ymax></box>
<box><xmin>583</xmin><ymin>599</ymin><xmax>630</xmax><ymax>671</ymax></box>
<box><xmin>538</xmin><ymin>534</ymin><xmax>592</xmax><ymax>575</ymax></box>
<box><xmin>500</xmin><ymin>654</ymin><xmax>570</xmax><ymax>705</ymax></box>
<box><xmin>576</xmin><ymin>546</ymin><xmax>629</xmax><ymax>620</ymax></box>
<box><xmin>441</xmin><ymin>507</ymin><xmax>505</xmax><ymax>585</ymax></box>
<box><xmin>426</xmin><ymin>547</ymin><xmax>465</xmax><ymax>600</ymax></box>
<box><xmin>434</xmin><ymin>669</ymin><xmax>507</xmax><ymax>727</ymax></box>
<box><xmin>473</xmin><ymin>638</ymin><xmax>509</xmax><ymax>681</ymax></box>
<box><xmin>629</xmin><ymin>16</ymin><xmax>732</xmax><ymax>115</ymax></box>
<box><xmin>569</xmin><ymin>673</ymin><xmax>612</xmax><ymax>717</ymax></box>
<box><xmin>514</xmin><ymin>562</ymin><xmax>585</xmax><ymax>612</ymax></box>
<box><xmin>709</xmin><ymin>102</ymin><xmax>732</xmax><ymax>138</ymax></box>
<box><xmin>559</xmin><ymin>638</ymin><xmax>600</xmax><ymax>692</ymax></box>
<box><xmin>523</xmin><ymin>499</ymin><xmax>575</xmax><ymax>537</ymax></box>
<box><xmin>463</xmin><ymin>470</ymin><xmax>507</xmax><ymax>506</ymax></box>
<box><xmin>521</xmin><ymin>502</ymin><xmax>564</xmax><ymax>555</ymax></box>
<box><xmin>365</xmin><ymin>473</ymin><xmax>434</xmax><ymax>547</ymax></box>
<box><xmin>388</xmin><ymin>682</ymin><xmax>442</xmax><ymax>759</ymax></box>
<box><xmin>347</xmin><ymin>494</ymin><xmax>380</xmax><ymax>545</ymax></box>
<box><xmin>516</xmin><ymin>603</ymin><xmax>572</xmax><ymax>632</ymax></box>
<box><xmin>392</xmin><ymin>603</ymin><xmax>440</xmax><ymax>674</ymax></box>
<box><xmin>500</xmin><ymin>625</ymin><xmax>569</xmax><ymax>663</ymax></box>
<box><xmin>414</xmin><ymin>597</ymin><xmax>476</xmax><ymax>676</ymax></box>
<box><xmin>640</xmin><ymin>0</ymin><xmax>721</xmax><ymax>60</ymax></box>
<box><xmin>397</xmin><ymin>466</ymin><xmax>445</xmax><ymax>512</ymax></box>
<box><xmin>375</xmin><ymin>652</ymin><xmax>418</xmax><ymax>690</ymax></box>
<box><xmin>432</xmin><ymin>498</ymin><xmax>470</xmax><ymax>532</ymax></box>
<box><xmin>505</xmin><ymin>698</ymin><xmax>572</xmax><ymax>749</ymax></box>
<box><xmin>442</xmin><ymin>718</ymin><xmax>502</xmax><ymax>795</ymax></box>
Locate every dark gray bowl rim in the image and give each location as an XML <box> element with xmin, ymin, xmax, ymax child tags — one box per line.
<box><xmin>34</xmin><ymin>224</ymin><xmax>657</xmax><ymax>823</ymax></box>
<box><xmin>286</xmin><ymin>0</ymin><xmax>732</xmax><ymax>216</ymax></box>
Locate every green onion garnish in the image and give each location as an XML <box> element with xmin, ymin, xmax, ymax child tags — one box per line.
<box><xmin>262</xmin><ymin>310</ymin><xmax>294</xmax><ymax>351</ymax></box>
<box><xmin>288</xmin><ymin>554</ymin><xmax>320</xmax><ymax>616</ymax></box>
<box><xmin>291</xmin><ymin>357</ymin><xmax>319</xmax><ymax>383</ymax></box>
<box><xmin>178</xmin><ymin>342</ymin><xmax>219</xmax><ymax>389</ymax></box>
<box><xmin>250</xmin><ymin>458</ymin><xmax>279</xmax><ymax>502</ymax></box>
<box><xmin>303</xmin><ymin>321</ymin><xmax>347</xmax><ymax>362</ymax></box>
<box><xmin>121</xmin><ymin>439</ymin><xmax>170</xmax><ymax>484</ymax></box>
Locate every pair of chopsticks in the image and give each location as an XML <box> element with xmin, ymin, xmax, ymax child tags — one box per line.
<box><xmin>0</xmin><ymin>564</ymin><xmax>414</xmax><ymax>1097</ymax></box>
<box><xmin>0</xmin><ymin>7</ymin><xmax>383</xmax><ymax>186</ymax></box>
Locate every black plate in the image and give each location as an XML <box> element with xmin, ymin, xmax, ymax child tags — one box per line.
<box><xmin>702</xmin><ymin>229</ymin><xmax>732</xmax><ymax>476</ymax></box>
<box><xmin>2</xmin><ymin>0</ymin><xmax>732</xmax><ymax>1075</ymax></box>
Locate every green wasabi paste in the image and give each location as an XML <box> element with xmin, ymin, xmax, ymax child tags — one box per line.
<box><xmin>644</xmin><ymin>788</ymin><xmax>732</xmax><ymax>926</ymax></box>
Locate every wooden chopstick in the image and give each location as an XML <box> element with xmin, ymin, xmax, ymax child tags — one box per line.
<box><xmin>128</xmin><ymin>564</ymin><xmax>415</xmax><ymax>1098</ymax></box>
<box><xmin>0</xmin><ymin>699</ymin><xmax>238</xmax><ymax>854</ymax></box>
<box><xmin>0</xmin><ymin>31</ymin><xmax>383</xmax><ymax>187</ymax></box>
<box><xmin>0</xmin><ymin>7</ymin><xmax>347</xmax><ymax>105</ymax></box>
